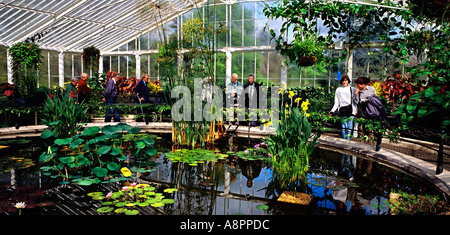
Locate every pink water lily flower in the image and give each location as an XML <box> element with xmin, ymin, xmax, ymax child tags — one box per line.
<box><xmin>106</xmin><ymin>191</ymin><xmax>112</xmax><ymax>199</ymax></box>
<box><xmin>130</xmin><ymin>182</ymin><xmax>137</xmax><ymax>187</ymax></box>
<box><xmin>122</xmin><ymin>186</ymin><xmax>129</xmax><ymax>191</ymax></box>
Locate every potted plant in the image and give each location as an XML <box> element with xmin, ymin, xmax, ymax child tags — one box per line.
<box><xmin>288</xmin><ymin>32</ymin><xmax>324</xmax><ymax>67</ymax></box>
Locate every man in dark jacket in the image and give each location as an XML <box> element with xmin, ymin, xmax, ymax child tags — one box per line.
<box><xmin>242</xmin><ymin>73</ymin><xmax>260</xmax><ymax>127</ymax></box>
<box><xmin>104</xmin><ymin>73</ymin><xmax>121</xmax><ymax>122</ymax></box>
<box><xmin>135</xmin><ymin>74</ymin><xmax>150</xmax><ymax>103</ymax></box>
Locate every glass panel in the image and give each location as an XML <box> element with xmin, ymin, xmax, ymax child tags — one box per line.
<box><xmin>0</xmin><ymin>46</ymin><xmax>7</xmax><ymax>84</ymax></box>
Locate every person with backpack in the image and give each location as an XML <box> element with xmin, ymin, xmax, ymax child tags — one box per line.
<box><xmin>354</xmin><ymin>77</ymin><xmax>386</xmax><ymax>151</ymax></box>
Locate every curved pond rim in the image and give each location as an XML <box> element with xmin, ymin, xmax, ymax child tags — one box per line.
<box><xmin>316</xmin><ymin>135</ymin><xmax>450</xmax><ymax>197</ymax></box>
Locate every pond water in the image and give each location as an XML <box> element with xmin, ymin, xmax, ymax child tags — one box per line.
<box><xmin>0</xmin><ymin>133</ymin><xmax>442</xmax><ymax>215</ymax></box>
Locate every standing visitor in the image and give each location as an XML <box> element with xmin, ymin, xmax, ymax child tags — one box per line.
<box><xmin>104</xmin><ymin>73</ymin><xmax>121</xmax><ymax>122</ymax></box>
<box><xmin>330</xmin><ymin>75</ymin><xmax>356</xmax><ymax>139</ymax></box>
<box><xmin>243</xmin><ymin>73</ymin><xmax>260</xmax><ymax>127</ymax></box>
<box><xmin>77</xmin><ymin>73</ymin><xmax>91</xmax><ymax>103</ymax></box>
<box><xmin>64</xmin><ymin>77</ymin><xmax>79</xmax><ymax>103</ymax></box>
<box><xmin>225</xmin><ymin>73</ymin><xmax>243</xmax><ymax>125</ymax></box>
<box><xmin>354</xmin><ymin>77</ymin><xmax>386</xmax><ymax>151</ymax></box>
<box><xmin>135</xmin><ymin>74</ymin><xmax>150</xmax><ymax>103</ymax></box>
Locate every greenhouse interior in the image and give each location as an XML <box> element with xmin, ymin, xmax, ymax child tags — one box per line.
<box><xmin>0</xmin><ymin>0</ymin><xmax>449</xmax><ymax>220</ymax></box>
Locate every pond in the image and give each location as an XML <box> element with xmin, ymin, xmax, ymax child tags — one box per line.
<box><xmin>0</xmin><ymin>133</ymin><xmax>443</xmax><ymax>215</ymax></box>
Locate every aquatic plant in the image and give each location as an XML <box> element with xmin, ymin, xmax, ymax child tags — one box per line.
<box><xmin>38</xmin><ymin>123</ymin><xmax>157</xmax><ymax>186</ymax></box>
<box><xmin>265</xmin><ymin>106</ymin><xmax>319</xmax><ymax>195</ymax></box>
<box><xmin>164</xmin><ymin>148</ymin><xmax>227</xmax><ymax>166</ymax></box>
<box><xmin>235</xmin><ymin>142</ymin><xmax>270</xmax><ymax>161</ymax></box>
<box><xmin>40</xmin><ymin>93</ymin><xmax>88</xmax><ymax>139</ymax></box>
<box><xmin>88</xmin><ymin>183</ymin><xmax>177</xmax><ymax>215</ymax></box>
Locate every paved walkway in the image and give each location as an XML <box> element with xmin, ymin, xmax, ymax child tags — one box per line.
<box><xmin>1</xmin><ymin>122</ymin><xmax>449</xmax><ymax>196</ymax></box>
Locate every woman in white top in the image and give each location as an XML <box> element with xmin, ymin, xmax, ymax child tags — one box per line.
<box><xmin>329</xmin><ymin>75</ymin><xmax>357</xmax><ymax>139</ymax></box>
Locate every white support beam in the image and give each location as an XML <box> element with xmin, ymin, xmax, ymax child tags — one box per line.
<box><xmin>135</xmin><ymin>54</ymin><xmax>141</xmax><ymax>80</ymax></box>
<box><xmin>13</xmin><ymin>0</ymin><xmax>90</xmax><ymax>43</ymax></box>
<box><xmin>7</xmin><ymin>50</ymin><xmax>13</xmax><ymax>84</ymax></box>
<box><xmin>58</xmin><ymin>51</ymin><xmax>65</xmax><ymax>87</ymax></box>
<box><xmin>225</xmin><ymin>50</ymin><xmax>232</xmax><ymax>86</ymax></box>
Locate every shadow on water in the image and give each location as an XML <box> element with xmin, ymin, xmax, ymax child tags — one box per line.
<box><xmin>0</xmin><ymin>134</ymin><xmax>443</xmax><ymax>215</ymax></box>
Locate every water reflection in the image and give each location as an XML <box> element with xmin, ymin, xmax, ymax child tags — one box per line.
<box><xmin>0</xmin><ymin>135</ymin><xmax>442</xmax><ymax>215</ymax></box>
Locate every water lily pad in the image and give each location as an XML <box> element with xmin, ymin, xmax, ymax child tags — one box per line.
<box><xmin>162</xmin><ymin>199</ymin><xmax>175</xmax><ymax>204</ymax></box>
<box><xmin>59</xmin><ymin>156</ymin><xmax>75</xmax><ymax>164</ymax></box>
<box><xmin>82</xmin><ymin>126</ymin><xmax>100</xmax><ymax>137</ymax></box>
<box><xmin>93</xmin><ymin>167</ymin><xmax>108</xmax><ymax>178</ymax></box>
<box><xmin>110</xmin><ymin>147</ymin><xmax>121</xmax><ymax>156</ymax></box>
<box><xmin>69</xmin><ymin>138</ymin><xmax>84</xmax><ymax>149</ymax></box>
<box><xmin>97</xmin><ymin>146</ymin><xmax>112</xmax><ymax>155</ymax></box>
<box><xmin>151</xmin><ymin>202</ymin><xmax>165</xmax><ymax>207</ymax></box>
<box><xmin>114</xmin><ymin>208</ymin><xmax>127</xmax><ymax>213</ymax></box>
<box><xmin>87</xmin><ymin>192</ymin><xmax>104</xmax><ymax>197</ymax></box>
<box><xmin>163</xmin><ymin>188</ymin><xmax>178</xmax><ymax>193</ymax></box>
<box><xmin>41</xmin><ymin>130</ymin><xmax>54</xmax><ymax>139</ymax></box>
<box><xmin>102</xmin><ymin>202</ymin><xmax>113</xmax><ymax>206</ymax></box>
<box><xmin>107</xmin><ymin>162</ymin><xmax>119</xmax><ymax>171</ymax></box>
<box><xmin>256</xmin><ymin>204</ymin><xmax>269</xmax><ymax>210</ymax></box>
<box><xmin>97</xmin><ymin>206</ymin><xmax>114</xmax><ymax>213</ymax></box>
<box><xmin>78</xmin><ymin>180</ymin><xmax>93</xmax><ymax>186</ymax></box>
<box><xmin>127</xmin><ymin>127</ymin><xmax>141</xmax><ymax>134</ymax></box>
<box><xmin>102</xmin><ymin>125</ymin><xmax>121</xmax><ymax>135</ymax></box>
<box><xmin>92</xmin><ymin>195</ymin><xmax>104</xmax><ymax>200</ymax></box>
<box><xmin>125</xmin><ymin>209</ymin><xmax>139</xmax><ymax>215</ymax></box>
<box><xmin>137</xmin><ymin>202</ymin><xmax>149</xmax><ymax>207</ymax></box>
<box><xmin>54</xmin><ymin>138</ymin><xmax>73</xmax><ymax>146</ymax></box>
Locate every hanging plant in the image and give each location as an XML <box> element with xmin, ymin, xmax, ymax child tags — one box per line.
<box><xmin>8</xmin><ymin>42</ymin><xmax>42</xmax><ymax>97</ymax></box>
<box><xmin>82</xmin><ymin>46</ymin><xmax>100</xmax><ymax>71</ymax></box>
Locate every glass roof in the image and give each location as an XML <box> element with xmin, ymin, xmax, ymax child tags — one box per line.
<box><xmin>0</xmin><ymin>0</ymin><xmax>207</xmax><ymax>52</ymax></box>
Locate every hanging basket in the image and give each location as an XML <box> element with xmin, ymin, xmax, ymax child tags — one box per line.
<box><xmin>297</xmin><ymin>55</ymin><xmax>317</xmax><ymax>67</ymax></box>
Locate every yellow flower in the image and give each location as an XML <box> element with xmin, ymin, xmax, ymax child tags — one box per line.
<box><xmin>288</xmin><ymin>90</ymin><xmax>294</xmax><ymax>99</ymax></box>
<box><xmin>278</xmin><ymin>87</ymin><xmax>284</xmax><ymax>94</ymax></box>
<box><xmin>264</xmin><ymin>120</ymin><xmax>272</xmax><ymax>127</ymax></box>
<box><xmin>301</xmin><ymin>99</ymin><xmax>310</xmax><ymax>112</ymax></box>
<box><xmin>285</xmin><ymin>103</ymin><xmax>289</xmax><ymax>108</ymax></box>
<box><xmin>294</xmin><ymin>97</ymin><xmax>302</xmax><ymax>104</ymax></box>
<box><xmin>121</xmin><ymin>167</ymin><xmax>132</xmax><ymax>177</ymax></box>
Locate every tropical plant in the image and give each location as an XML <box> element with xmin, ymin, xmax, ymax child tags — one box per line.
<box><xmin>40</xmin><ymin>93</ymin><xmax>88</xmax><ymax>139</ymax></box>
<box><xmin>38</xmin><ymin>123</ymin><xmax>158</xmax><ymax>186</ymax></box>
<box><xmin>264</xmin><ymin>104</ymin><xmax>319</xmax><ymax>195</ymax></box>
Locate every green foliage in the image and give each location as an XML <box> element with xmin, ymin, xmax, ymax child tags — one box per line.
<box><xmin>82</xmin><ymin>46</ymin><xmax>100</xmax><ymax>71</ymax></box>
<box><xmin>8</xmin><ymin>42</ymin><xmax>42</xmax><ymax>97</ymax></box>
<box><xmin>38</xmin><ymin>123</ymin><xmax>158</xmax><ymax>186</ymax></box>
<box><xmin>265</xmin><ymin>107</ymin><xmax>319</xmax><ymax>191</ymax></box>
<box><xmin>89</xmin><ymin>184</ymin><xmax>177</xmax><ymax>215</ymax></box>
<box><xmin>392</xmin><ymin>22</ymin><xmax>450</xmax><ymax>130</ymax></box>
<box><xmin>40</xmin><ymin>93</ymin><xmax>88</xmax><ymax>139</ymax></box>
<box><xmin>164</xmin><ymin>148</ymin><xmax>227</xmax><ymax>166</ymax></box>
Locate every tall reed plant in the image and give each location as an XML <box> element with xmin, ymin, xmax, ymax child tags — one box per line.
<box><xmin>265</xmin><ymin>105</ymin><xmax>319</xmax><ymax>195</ymax></box>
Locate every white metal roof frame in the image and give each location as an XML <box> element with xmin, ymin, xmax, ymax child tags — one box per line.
<box><xmin>0</xmin><ymin>0</ymin><xmax>208</xmax><ymax>53</ymax></box>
